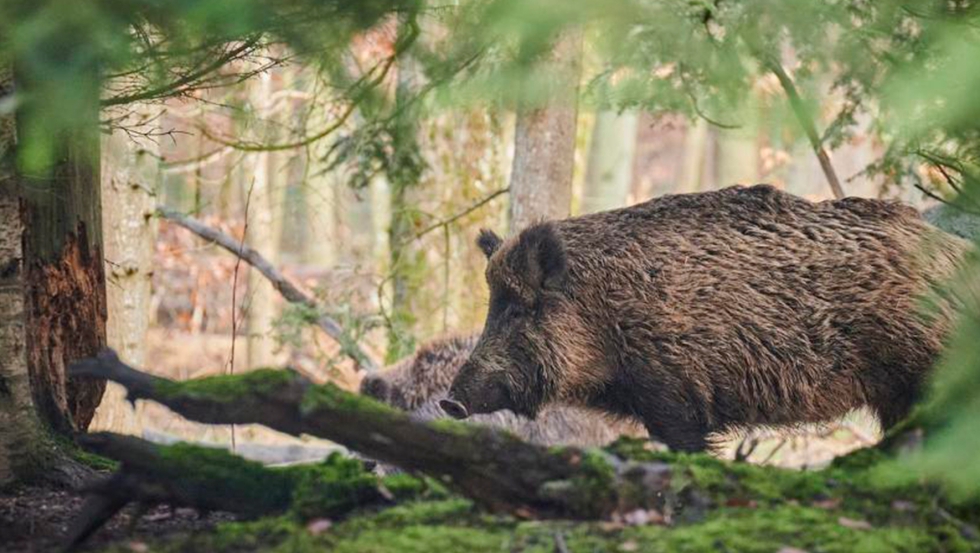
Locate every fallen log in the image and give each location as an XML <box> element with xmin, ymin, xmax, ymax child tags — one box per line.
<box><xmin>70</xmin><ymin>349</ymin><xmax>673</xmax><ymax>519</ymax></box>
<box><xmin>63</xmin><ymin>432</ymin><xmax>408</xmax><ymax>551</ymax></box>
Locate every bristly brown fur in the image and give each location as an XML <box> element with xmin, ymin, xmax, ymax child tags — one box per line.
<box><xmin>449</xmin><ymin>184</ymin><xmax>971</xmax><ymax>452</ymax></box>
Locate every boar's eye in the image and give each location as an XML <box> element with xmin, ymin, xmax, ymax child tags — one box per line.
<box><xmin>488</xmin><ymin>286</ymin><xmax>522</xmax><ymax>318</ymax></box>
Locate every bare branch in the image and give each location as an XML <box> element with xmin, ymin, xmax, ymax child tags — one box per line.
<box><xmin>102</xmin><ymin>37</ymin><xmax>264</xmax><ymax>107</ymax></box>
<box><xmin>763</xmin><ymin>56</ymin><xmax>846</xmax><ymax>200</ymax></box>
<box><xmin>408</xmin><ymin>187</ymin><xmax>509</xmax><ymax>244</ymax></box>
<box><xmin>156</xmin><ymin>207</ymin><xmax>380</xmax><ymax>371</ymax></box>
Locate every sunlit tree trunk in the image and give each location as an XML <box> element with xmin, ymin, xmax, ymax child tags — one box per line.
<box><xmin>245</xmin><ymin>69</ymin><xmax>284</xmax><ymax>369</ymax></box>
<box><xmin>90</xmin><ymin>107</ymin><xmax>160</xmax><ymax>435</ymax></box>
<box><xmin>677</xmin><ymin>118</ymin><xmax>710</xmax><ymax>193</ymax></box>
<box><xmin>304</xmin><ymin>168</ymin><xmax>338</xmax><ymax>268</ymax></box>
<box><xmin>715</xmin><ymin>97</ymin><xmax>761</xmax><ymax>187</ymax></box>
<box><xmin>507</xmin><ymin>31</ymin><xmax>583</xmax><ymax>233</ymax></box>
<box><xmin>581</xmin><ymin>110</ymin><xmax>638</xmax><ymax>214</ymax></box>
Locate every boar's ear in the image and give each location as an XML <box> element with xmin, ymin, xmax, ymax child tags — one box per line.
<box><xmin>516</xmin><ymin>222</ymin><xmax>567</xmax><ymax>292</ymax></box>
<box><xmin>476</xmin><ymin>229</ymin><xmax>503</xmax><ymax>259</ymax></box>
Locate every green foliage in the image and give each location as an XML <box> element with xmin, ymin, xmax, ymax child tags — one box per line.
<box><xmin>0</xmin><ymin>0</ymin><xmax>420</xmax><ymax>171</ymax></box>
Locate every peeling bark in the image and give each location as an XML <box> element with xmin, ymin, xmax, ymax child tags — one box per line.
<box><xmin>0</xmin><ymin>60</ymin><xmax>104</xmax><ymax>485</ymax></box>
<box><xmin>23</xmin><ymin>221</ymin><xmax>107</xmax><ymax>432</ymax></box>
<box><xmin>1</xmin><ymin>58</ymin><xmax>107</xmax><ymax>436</ymax></box>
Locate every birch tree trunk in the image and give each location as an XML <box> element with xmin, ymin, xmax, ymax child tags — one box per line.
<box><xmin>90</xmin><ymin>108</ymin><xmax>160</xmax><ymax>435</ymax></box>
<box><xmin>581</xmin><ymin>110</ymin><xmax>638</xmax><ymax>214</ymax></box>
<box><xmin>507</xmin><ymin>32</ymin><xmax>583</xmax><ymax>233</ymax></box>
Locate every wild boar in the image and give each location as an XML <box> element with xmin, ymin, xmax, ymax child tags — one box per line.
<box><xmin>441</xmin><ymin>184</ymin><xmax>969</xmax><ymax>452</ymax></box>
<box><xmin>360</xmin><ymin>335</ymin><xmax>646</xmax><ymax>448</ymax></box>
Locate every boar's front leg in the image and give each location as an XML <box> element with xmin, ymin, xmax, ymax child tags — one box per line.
<box><xmin>648</xmin><ymin>422</ymin><xmax>710</xmax><ymax>453</ymax></box>
<box><xmin>640</xmin><ymin>402</ymin><xmax>711</xmax><ymax>453</ymax></box>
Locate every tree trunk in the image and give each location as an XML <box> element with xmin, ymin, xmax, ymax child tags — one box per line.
<box><xmin>581</xmin><ymin>110</ymin><xmax>638</xmax><ymax>214</ymax></box>
<box><xmin>0</xmin><ymin>62</ymin><xmax>104</xmax><ymax>486</ymax></box>
<box><xmin>385</xmin><ymin>24</ymin><xmax>423</xmax><ymax>363</ymax></box>
<box><xmin>507</xmin><ymin>32</ymin><xmax>583</xmax><ymax>233</ymax></box>
<box><xmin>90</xmin><ymin>107</ymin><xmax>160</xmax><ymax>435</ymax></box>
<box><xmin>245</xmin><ymin>69</ymin><xmax>284</xmax><ymax>370</ymax></box>
<box><xmin>15</xmin><ymin>79</ymin><xmax>107</xmax><ymax>436</ymax></box>
<box><xmin>677</xmin><ymin>118</ymin><xmax>710</xmax><ymax>193</ymax></box>
<box><xmin>715</xmin><ymin>96</ymin><xmax>760</xmax><ymax>188</ymax></box>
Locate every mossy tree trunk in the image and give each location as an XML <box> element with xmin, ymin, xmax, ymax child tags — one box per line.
<box><xmin>0</xmin><ymin>61</ymin><xmax>105</xmax><ymax>487</ymax></box>
<box><xmin>385</xmin><ymin>19</ymin><xmax>424</xmax><ymax>363</ymax></box>
<box><xmin>71</xmin><ymin>351</ymin><xmax>677</xmax><ymax>519</ymax></box>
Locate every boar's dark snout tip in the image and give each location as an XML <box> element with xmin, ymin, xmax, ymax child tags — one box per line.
<box><xmin>439</xmin><ymin>398</ymin><xmax>469</xmax><ymax>420</ymax></box>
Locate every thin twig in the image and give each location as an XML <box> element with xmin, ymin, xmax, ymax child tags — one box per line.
<box><xmin>408</xmin><ymin>187</ymin><xmax>509</xmax><ymax>244</ymax></box>
<box><xmin>101</xmin><ymin>37</ymin><xmax>263</xmax><ymax>107</ymax></box>
<box><xmin>228</xmin><ymin>179</ymin><xmax>255</xmax><ymax>451</ymax></box>
<box><xmin>761</xmin><ymin>55</ymin><xmax>845</xmax><ymax>199</ymax></box>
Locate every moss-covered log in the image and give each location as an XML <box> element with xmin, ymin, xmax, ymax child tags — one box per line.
<box><xmin>83</xmin><ymin>436</ymin><xmax>980</xmax><ymax>553</ymax></box>
<box><xmin>70</xmin><ymin>349</ymin><xmax>673</xmax><ymax>519</ymax></box>
<box><xmin>65</xmin><ymin>432</ymin><xmax>424</xmax><ymax>550</ymax></box>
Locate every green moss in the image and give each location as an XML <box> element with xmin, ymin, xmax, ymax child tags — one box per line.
<box><xmin>299</xmin><ymin>381</ymin><xmax>398</xmax><ymax>416</ymax></box>
<box><xmin>154</xmin><ymin>369</ymin><xmax>296</xmax><ymax>402</ymax></box>
<box><xmin>425</xmin><ymin>417</ymin><xmax>479</xmax><ymax>436</ymax></box>
<box><xmin>127</xmin><ymin>496</ymin><xmax>976</xmax><ymax>553</ymax></box>
<box><xmin>156</xmin><ymin>442</ymin><xmax>295</xmax><ymax>515</ymax></box>
<box><xmin>50</xmin><ymin>433</ymin><xmax>119</xmax><ymax>472</ymax></box>
<box><xmin>288</xmin><ymin>453</ymin><xmax>388</xmax><ymax>519</ymax></box>
<box><xmin>381</xmin><ymin>473</ymin><xmax>449</xmax><ymax>500</ymax></box>
<box><xmin>94</xmin><ymin>436</ymin><xmax>980</xmax><ymax>553</ymax></box>
<box><xmin>604</xmin><ymin>505</ymin><xmax>973</xmax><ymax>553</ymax></box>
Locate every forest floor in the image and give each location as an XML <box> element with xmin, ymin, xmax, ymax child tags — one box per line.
<box><xmin>3</xmin><ymin>439</ymin><xmax>977</xmax><ymax>553</ymax></box>
<box><xmin>0</xmin><ymin>440</ymin><xmax>980</xmax><ymax>553</ymax></box>
<box><xmin>0</xmin><ymin>483</ymin><xmax>235</xmax><ymax>553</ymax></box>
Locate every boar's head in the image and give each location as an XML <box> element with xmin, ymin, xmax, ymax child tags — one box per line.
<box><xmin>441</xmin><ymin>223</ymin><xmax>600</xmax><ymax>420</ymax></box>
<box><xmin>360</xmin><ymin>375</ymin><xmax>409</xmax><ymax>410</ymax></box>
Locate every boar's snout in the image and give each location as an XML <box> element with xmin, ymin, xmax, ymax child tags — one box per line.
<box><xmin>439</xmin><ymin>398</ymin><xmax>469</xmax><ymax>419</ymax></box>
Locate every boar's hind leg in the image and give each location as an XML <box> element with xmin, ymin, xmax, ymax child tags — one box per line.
<box><xmin>869</xmin><ymin>385</ymin><xmax>919</xmax><ymax>432</ymax></box>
